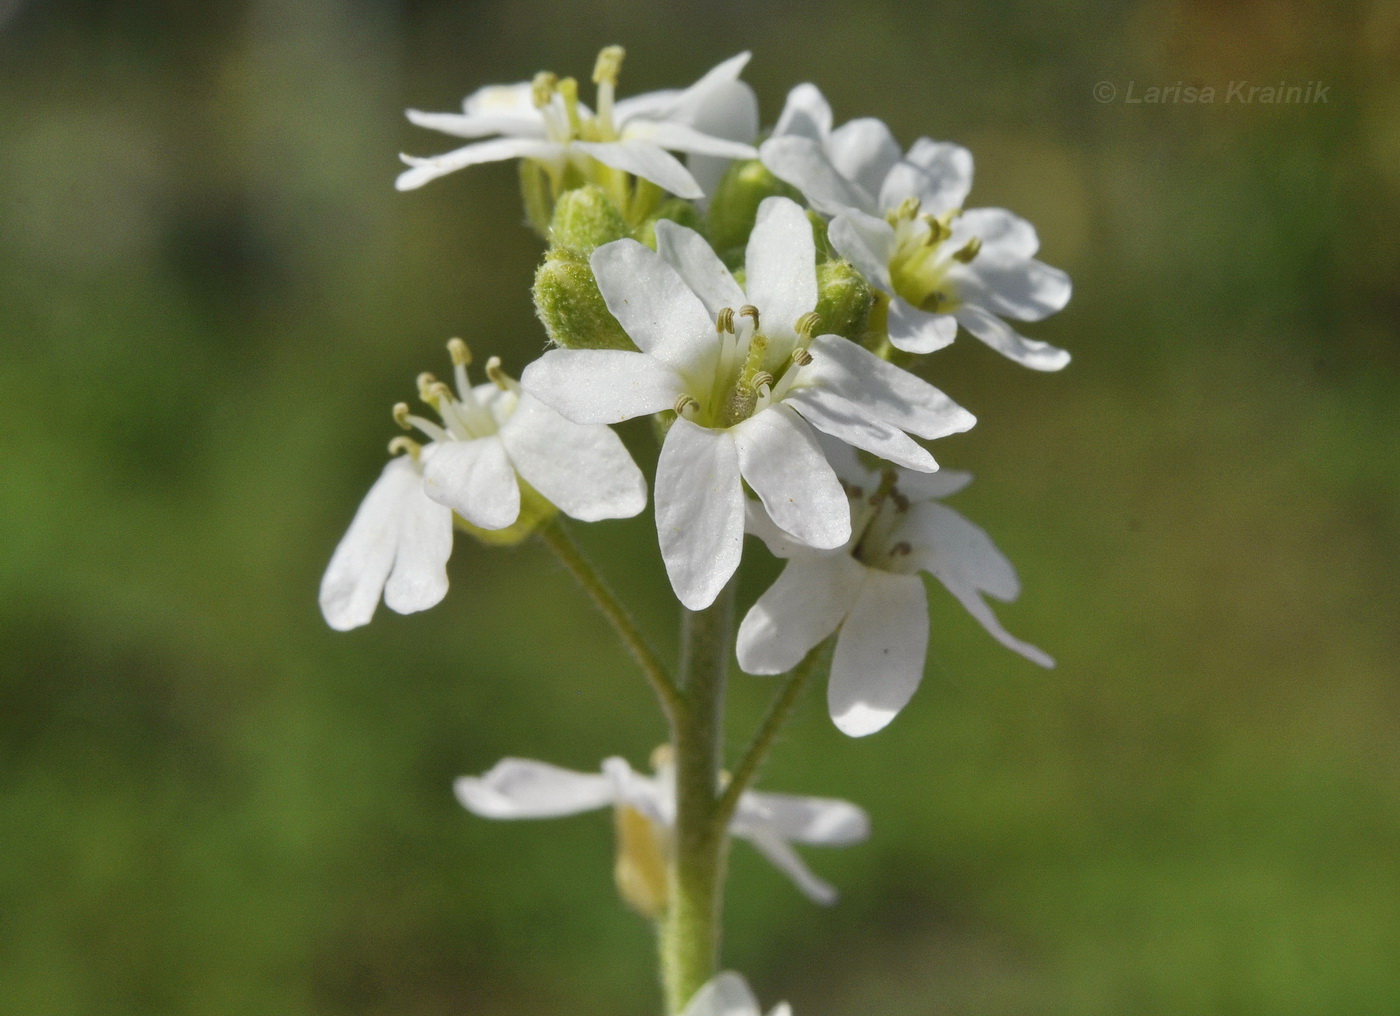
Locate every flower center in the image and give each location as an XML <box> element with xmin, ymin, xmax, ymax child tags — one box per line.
<box><xmin>847</xmin><ymin>470</ymin><xmax>916</xmax><ymax>572</ymax></box>
<box><xmin>884</xmin><ymin>198</ymin><xmax>981</xmax><ymax>315</ymax></box>
<box><xmin>392</xmin><ymin>338</ymin><xmax>518</xmax><ymax>449</ymax></box>
<box><xmin>674</xmin><ymin>308</ymin><xmax>820</xmax><ymax>429</ymax></box>
<box><xmin>531</xmin><ymin>45</ymin><xmax>628</xmax><ymax>145</ymax></box>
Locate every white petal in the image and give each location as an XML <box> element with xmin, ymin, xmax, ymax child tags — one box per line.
<box><xmin>521</xmin><ymin>349</ymin><xmax>684</xmax><ymax>424</ymax></box>
<box><xmin>744</xmin><ymin>197</ymin><xmax>818</xmax><ymax>338</ymax></box>
<box><xmin>953</xmin><ymin>304</ymin><xmax>1070</xmax><ymax>371</ymax></box>
<box><xmin>826</xmin><ymin>211</ymin><xmax>895</xmax><ymax>289</ymax></box>
<box><xmin>773</xmin><ymin>82</ymin><xmax>832</xmax><ymax>142</ymax></box>
<box><xmin>395</xmin><ymin>137</ymin><xmax>562</xmax><ymax>191</ymax></box>
<box><xmin>572</xmin><ymin>140</ymin><xmax>703</xmax><ymax>198</ymax></box>
<box><xmin>804</xmin><ymin>334</ymin><xmax>976</xmax><ymax>440</ymax></box>
<box><xmin>938</xmin><ymin>576</ymin><xmax>1055</xmax><ymax>668</ymax></box>
<box><xmin>616</xmin><ymin>52</ymin><xmax>752</xmax><ymax>126</ymax></box>
<box><xmin>679</xmin><ymin>972</ymin><xmax>761</xmax><ymax>1016</ymax></box>
<box><xmin>319</xmin><ymin>456</ymin><xmax>447</xmax><ymax>630</ymax></box>
<box><xmin>498</xmin><ymin>393</ymin><xmax>646</xmax><ymax>522</ymax></box>
<box><xmin>886</xmin><ymin>296</ymin><xmax>958</xmax><ymax>354</ymax></box>
<box><xmin>404</xmin><ymin>108</ymin><xmax>545</xmax><ymax>140</ymax></box>
<box><xmin>383</xmin><ymin>456</ymin><xmax>456</xmax><ymax>615</ymax></box>
<box><xmin>903</xmin><ymin>501</ymin><xmax>1020</xmax><ymax>600</ymax></box>
<box><xmin>737</xmin><ymin>790</ymin><xmax>871</xmax><ymax>846</ymax></box>
<box><xmin>953</xmin><ymin>207</ymin><xmax>1039</xmax><ymax>259</ymax></box>
<box><xmin>462</xmin><ymin>81</ymin><xmax>537</xmax><ymax>117</ymax></box>
<box><xmin>742</xmin><ymin>498</ymin><xmax>808</xmax><ymax>559</ymax></box>
<box><xmin>733</xmin><ymin>405</ymin><xmax>849</xmax><ymax>551</ymax></box>
<box><xmin>760</xmin><ymin>136</ymin><xmax>870</xmax><ymax>216</ymax></box>
<box><xmin>951</xmin><ymin>257</ymin><xmax>1072</xmax><ymax>322</ymax></box>
<box><xmin>739</xmin><ymin>824</ymin><xmax>839</xmax><ymax>904</ymax></box>
<box><xmin>768</xmin><ymin>1006</ymin><xmax>793</xmax><ymax>1016</ymax></box>
<box><xmin>828</xmin><ymin>571</ymin><xmax>929</xmax><ymax>737</ymax></box>
<box><xmin>590</xmin><ymin>239</ymin><xmax>717</xmax><ymax>371</ymax></box>
<box><xmin>601</xmin><ymin>756</ymin><xmax>671</xmax><ymax>825</ymax></box>
<box><xmin>683</xmin><ymin>78</ymin><xmax>759</xmax><ymax>199</ymax></box>
<box><xmin>785</xmin><ymin>386</ymin><xmax>937</xmax><ymax>472</ymax></box>
<box><xmin>827</xmin><ymin>117</ymin><xmax>902</xmax><ymax>205</ymax></box>
<box><xmin>453</xmin><ymin>758</ymin><xmax>616</xmax><ymax>819</ymax></box>
<box><xmin>896</xmin><ymin>467</ymin><xmax>973</xmax><ymax>501</ymax></box>
<box><xmin>623</xmin><ymin>120</ymin><xmax>757</xmax><ymax>160</ymax></box>
<box><xmin>736</xmin><ymin>554</ymin><xmax>865</xmax><ymax>675</ymax></box>
<box><xmin>422</xmin><ymin>436</ymin><xmax>520</xmax><ymax>530</ymax></box>
<box><xmin>882</xmin><ymin>138</ymin><xmax>973</xmax><ymax>212</ymax></box>
<box><xmin>654</xmin><ymin>220</ymin><xmax>745</xmax><ymax>317</ymax></box>
<box><xmin>655</xmin><ymin>419</ymin><xmax>744</xmax><ymax>611</ymax></box>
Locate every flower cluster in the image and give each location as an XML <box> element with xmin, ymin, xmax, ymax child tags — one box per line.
<box><xmin>320</xmin><ymin>44</ymin><xmax>1069</xmax><ymax>1015</ymax></box>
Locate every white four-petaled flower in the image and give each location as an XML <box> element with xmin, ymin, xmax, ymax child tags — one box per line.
<box><xmin>681</xmin><ymin>972</ymin><xmax>792</xmax><ymax>1016</ymax></box>
<box><xmin>761</xmin><ymin>84</ymin><xmax>1072</xmax><ymax>369</ymax></box>
<box><xmin>522</xmin><ymin>196</ymin><xmax>975</xmax><ymax>610</ymax></box>
<box><xmin>398</xmin><ymin>49</ymin><xmax>758</xmax><ymax>197</ymax></box>
<box><xmin>738</xmin><ymin>441</ymin><xmax>1054</xmax><ymax>737</ymax></box>
<box><xmin>455</xmin><ymin>753</ymin><xmax>870</xmax><ymax>905</ymax></box>
<box><xmin>319</xmin><ymin>341</ymin><xmax>645</xmax><ymax>631</ymax></box>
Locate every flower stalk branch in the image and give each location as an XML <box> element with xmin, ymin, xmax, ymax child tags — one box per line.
<box><xmin>537</xmin><ymin>517</ymin><xmax>684</xmax><ymax>721</ymax></box>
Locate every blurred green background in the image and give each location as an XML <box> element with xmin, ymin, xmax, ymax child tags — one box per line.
<box><xmin>3</xmin><ymin>0</ymin><xmax>1398</xmax><ymax>1013</ymax></box>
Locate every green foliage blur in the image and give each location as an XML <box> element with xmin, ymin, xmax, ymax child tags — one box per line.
<box><xmin>3</xmin><ymin>0</ymin><xmax>1398</xmax><ymax>1013</ymax></box>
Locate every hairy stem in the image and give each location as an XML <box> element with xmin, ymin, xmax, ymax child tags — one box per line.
<box><xmin>661</xmin><ymin>579</ymin><xmax>735</xmax><ymax>1013</ymax></box>
<box><xmin>716</xmin><ymin>639</ymin><xmax>831</xmax><ymax>829</ymax></box>
<box><xmin>537</xmin><ymin>517</ymin><xmax>683</xmax><ymax>722</ymax></box>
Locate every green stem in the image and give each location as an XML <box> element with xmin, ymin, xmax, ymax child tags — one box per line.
<box><xmin>537</xmin><ymin>517</ymin><xmax>683</xmax><ymax>722</ymax></box>
<box><xmin>715</xmin><ymin>640</ymin><xmax>831</xmax><ymax>829</ymax></box>
<box><xmin>661</xmin><ymin>579</ymin><xmax>735</xmax><ymax>1014</ymax></box>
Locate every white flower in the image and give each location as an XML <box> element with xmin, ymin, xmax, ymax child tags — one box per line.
<box><xmin>760</xmin><ymin>84</ymin><xmax>1072</xmax><ymax>370</ymax></box>
<box><xmin>319</xmin><ymin>340</ymin><xmax>645</xmax><ymax>631</ymax></box>
<box><xmin>681</xmin><ymin>972</ymin><xmax>791</xmax><ymax>1016</ymax></box>
<box><xmin>737</xmin><ymin>442</ymin><xmax>1054</xmax><ymax>737</ymax></box>
<box><xmin>397</xmin><ymin>48</ymin><xmax>758</xmax><ymax>197</ymax></box>
<box><xmin>521</xmin><ymin>196</ymin><xmax>975</xmax><ymax>610</ymax></box>
<box><xmin>454</xmin><ymin>752</ymin><xmax>870</xmax><ymax>905</ymax></box>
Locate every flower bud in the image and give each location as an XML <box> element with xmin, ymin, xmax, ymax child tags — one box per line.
<box><xmin>632</xmin><ymin>197</ymin><xmax>703</xmax><ymax>250</ymax></box>
<box><xmin>533</xmin><ymin>246</ymin><xmax>636</xmax><ymax>351</ymax></box>
<box><xmin>548</xmin><ymin>184</ymin><xmax>629</xmax><ymax>252</ymax></box>
<box><xmin>814</xmin><ymin>259</ymin><xmax>875</xmax><ymax>342</ymax></box>
<box><xmin>706</xmin><ymin>158</ymin><xmax>802</xmax><ymax>263</ymax></box>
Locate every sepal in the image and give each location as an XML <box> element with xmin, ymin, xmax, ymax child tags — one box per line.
<box><xmin>814</xmin><ymin>259</ymin><xmax>874</xmax><ymax>342</ymax></box>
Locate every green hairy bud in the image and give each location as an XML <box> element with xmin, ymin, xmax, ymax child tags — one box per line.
<box><xmin>533</xmin><ymin>246</ymin><xmax>635</xmax><ymax>351</ymax></box>
<box><xmin>633</xmin><ymin>198</ymin><xmax>703</xmax><ymax>250</ymax></box>
<box><xmin>814</xmin><ymin>259</ymin><xmax>874</xmax><ymax>342</ymax></box>
<box><xmin>548</xmin><ymin>185</ymin><xmax>630</xmax><ymax>253</ymax></box>
<box><xmin>706</xmin><ymin>158</ymin><xmax>802</xmax><ymax>264</ymax></box>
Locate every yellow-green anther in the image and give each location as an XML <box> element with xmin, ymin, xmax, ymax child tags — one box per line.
<box><xmin>592</xmin><ymin>45</ymin><xmax>625</xmax><ymax>85</ymax></box>
<box><xmin>952</xmin><ymin>236</ymin><xmax>982</xmax><ymax>263</ymax></box>
<box><xmin>791</xmin><ymin>347</ymin><xmax>813</xmax><ymax>367</ymax></box>
<box><xmin>920</xmin><ymin>213</ymin><xmax>949</xmax><ymax>244</ymax></box>
<box><xmin>387</xmin><ymin>435</ymin><xmax>420</xmax><ymax>458</ymax></box>
<box><xmin>416</xmin><ymin>372</ymin><xmax>439</xmax><ymax>401</ymax></box>
<box><xmin>751</xmin><ymin>371</ymin><xmax>774</xmax><ymax>391</ymax></box>
<box><xmin>428</xmin><ymin>380</ymin><xmax>456</xmax><ymax>405</ymax></box>
<box><xmin>447</xmin><ymin>337</ymin><xmax>471</xmax><ymax>367</ymax></box>
<box><xmin>485</xmin><ymin>356</ymin><xmax>510</xmax><ymax>391</ymax></box>
<box><xmin>556</xmin><ymin>76</ymin><xmax>582</xmax><ymax>134</ymax></box>
<box><xmin>739</xmin><ymin>304</ymin><xmax>760</xmax><ymax>329</ymax></box>
<box><xmin>674</xmin><ymin>394</ymin><xmax>698</xmax><ymax>416</ymax></box>
<box><xmin>887</xmin><ymin>196</ymin><xmax>920</xmax><ymax>225</ymax></box>
<box><xmin>531</xmin><ymin>71</ymin><xmax>558</xmax><ymax>108</ymax></box>
<box><xmin>794</xmin><ymin>310</ymin><xmax>821</xmax><ymax>340</ymax></box>
<box><xmin>715</xmin><ymin>307</ymin><xmax>735</xmax><ymax>334</ymax></box>
<box><xmin>392</xmin><ymin>402</ymin><xmax>412</xmax><ymax>429</ymax></box>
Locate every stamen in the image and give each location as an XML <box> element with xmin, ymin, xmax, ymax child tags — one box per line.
<box><xmin>649</xmin><ymin>744</ymin><xmax>674</xmax><ymax>771</ymax></box>
<box><xmin>715</xmin><ymin>307</ymin><xmax>735</xmax><ymax>334</ymax></box>
<box><xmin>952</xmin><ymin>236</ymin><xmax>982</xmax><ymax>263</ymax></box>
<box><xmin>484</xmin><ymin>355</ymin><xmax>515</xmax><ymax>392</ymax></box>
<box><xmin>556</xmin><ymin>76</ymin><xmax>583</xmax><ymax>136</ymax></box>
<box><xmin>416</xmin><ymin>372</ymin><xmax>440</xmax><ymax>403</ymax></box>
<box><xmin>739</xmin><ymin>304</ymin><xmax>760</xmax><ymax>329</ymax></box>
<box><xmin>674</xmin><ymin>394</ymin><xmax>699</xmax><ymax>417</ymax></box>
<box><xmin>751</xmin><ymin>371</ymin><xmax>774</xmax><ymax>393</ymax></box>
<box><xmin>889</xmin><ymin>541</ymin><xmax>912</xmax><ymax>557</ymax></box>
<box><xmin>790</xmin><ymin>347</ymin><xmax>813</xmax><ymax>367</ymax></box>
<box><xmin>387</xmin><ymin>435</ymin><xmax>421</xmax><ymax>458</ymax></box>
<box><xmin>794</xmin><ymin>311</ymin><xmax>821</xmax><ymax>340</ymax></box>
<box><xmin>447</xmin><ymin>337</ymin><xmax>471</xmax><ymax>366</ymax></box>
<box><xmin>530</xmin><ymin>71</ymin><xmax>558</xmax><ymax>108</ymax></box>
<box><xmin>920</xmin><ymin>213</ymin><xmax>949</xmax><ymax>244</ymax></box>
<box><xmin>392</xmin><ymin>402</ymin><xmax>412</xmax><ymax>430</ymax></box>
<box><xmin>592</xmin><ymin>45</ymin><xmax>625</xmax><ymax>86</ymax></box>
